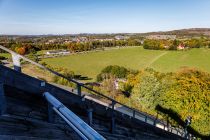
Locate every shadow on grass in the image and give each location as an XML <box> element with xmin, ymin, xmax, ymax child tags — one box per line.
<box><xmin>74</xmin><ymin>74</ymin><xmax>93</xmax><ymax>81</ymax></box>
<box><xmin>155</xmin><ymin>105</ymin><xmax>210</xmax><ymax>140</ymax></box>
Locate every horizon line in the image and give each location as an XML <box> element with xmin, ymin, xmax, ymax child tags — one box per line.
<box><xmin>1</xmin><ymin>27</ymin><xmax>210</xmax><ymax>36</ymax></box>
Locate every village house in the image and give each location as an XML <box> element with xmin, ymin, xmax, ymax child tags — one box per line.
<box><xmin>115</xmin><ymin>35</ymin><xmax>129</xmax><ymax>40</ymax></box>
<box><xmin>92</xmin><ymin>38</ymin><xmax>114</xmax><ymax>42</ymax></box>
<box><xmin>146</xmin><ymin>35</ymin><xmax>176</xmax><ymax>40</ymax></box>
<box><xmin>164</xmin><ymin>45</ymin><xmax>170</xmax><ymax>49</ymax></box>
<box><xmin>177</xmin><ymin>44</ymin><xmax>185</xmax><ymax>50</ymax></box>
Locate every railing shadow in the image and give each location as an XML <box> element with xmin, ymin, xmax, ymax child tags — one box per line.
<box><xmin>155</xmin><ymin>105</ymin><xmax>210</xmax><ymax>139</ymax></box>
<box><xmin>74</xmin><ymin>74</ymin><xmax>93</xmax><ymax>81</ymax></box>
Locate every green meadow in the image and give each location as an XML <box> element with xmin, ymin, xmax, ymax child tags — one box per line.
<box><xmin>40</xmin><ymin>47</ymin><xmax>210</xmax><ymax>81</ymax></box>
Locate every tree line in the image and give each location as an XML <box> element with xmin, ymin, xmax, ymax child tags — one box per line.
<box><xmin>143</xmin><ymin>38</ymin><xmax>210</xmax><ymax>50</ymax></box>
<box><xmin>0</xmin><ymin>39</ymin><xmax>141</xmax><ymax>55</ymax></box>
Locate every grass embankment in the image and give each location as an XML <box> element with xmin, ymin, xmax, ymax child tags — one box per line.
<box><xmin>0</xmin><ymin>53</ymin><xmax>11</xmax><ymax>58</ymax></box>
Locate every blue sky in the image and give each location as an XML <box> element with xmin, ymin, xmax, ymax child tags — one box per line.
<box><xmin>0</xmin><ymin>0</ymin><xmax>210</xmax><ymax>35</ymax></box>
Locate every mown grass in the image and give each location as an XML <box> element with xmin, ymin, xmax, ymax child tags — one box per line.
<box><xmin>151</xmin><ymin>48</ymin><xmax>210</xmax><ymax>73</ymax></box>
<box><xmin>41</xmin><ymin>47</ymin><xmax>210</xmax><ymax>81</ymax></box>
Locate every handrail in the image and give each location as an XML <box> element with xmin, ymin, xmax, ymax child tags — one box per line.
<box><xmin>43</xmin><ymin>92</ymin><xmax>105</xmax><ymax>140</ymax></box>
<box><xmin>0</xmin><ymin>45</ymin><xmax>186</xmax><ymax>137</ymax></box>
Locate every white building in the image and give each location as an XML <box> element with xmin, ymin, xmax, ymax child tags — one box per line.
<box><xmin>115</xmin><ymin>35</ymin><xmax>130</xmax><ymax>40</ymax></box>
<box><xmin>46</xmin><ymin>50</ymin><xmax>70</xmax><ymax>55</ymax></box>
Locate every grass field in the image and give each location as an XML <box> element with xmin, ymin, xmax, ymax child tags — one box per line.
<box><xmin>40</xmin><ymin>47</ymin><xmax>210</xmax><ymax>81</ymax></box>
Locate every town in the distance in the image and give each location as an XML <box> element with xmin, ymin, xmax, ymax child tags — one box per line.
<box><xmin>1</xmin><ymin>28</ymin><xmax>210</xmax><ymax>56</ymax></box>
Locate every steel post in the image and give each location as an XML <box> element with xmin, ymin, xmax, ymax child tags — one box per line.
<box><xmin>77</xmin><ymin>83</ymin><xmax>81</xmax><ymax>96</ymax></box>
<box><xmin>87</xmin><ymin>108</ymin><xmax>93</xmax><ymax>126</ymax></box>
<box><xmin>12</xmin><ymin>53</ymin><xmax>21</xmax><ymax>72</ymax></box>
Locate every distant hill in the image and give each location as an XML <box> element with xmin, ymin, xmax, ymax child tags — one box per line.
<box><xmin>141</xmin><ymin>28</ymin><xmax>210</xmax><ymax>37</ymax></box>
<box><xmin>1</xmin><ymin>28</ymin><xmax>210</xmax><ymax>38</ymax></box>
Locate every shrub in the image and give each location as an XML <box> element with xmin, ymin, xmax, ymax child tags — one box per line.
<box><xmin>97</xmin><ymin>65</ymin><xmax>128</xmax><ymax>82</ymax></box>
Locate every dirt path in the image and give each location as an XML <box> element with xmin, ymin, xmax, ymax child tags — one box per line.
<box><xmin>146</xmin><ymin>51</ymin><xmax>168</xmax><ymax>67</ymax></box>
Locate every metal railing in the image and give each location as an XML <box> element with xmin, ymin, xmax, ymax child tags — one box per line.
<box><xmin>0</xmin><ymin>45</ymin><xmax>186</xmax><ymax>137</ymax></box>
<box><xmin>43</xmin><ymin>92</ymin><xmax>105</xmax><ymax>140</ymax></box>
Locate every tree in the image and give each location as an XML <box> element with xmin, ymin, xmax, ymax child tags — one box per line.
<box><xmin>159</xmin><ymin>69</ymin><xmax>210</xmax><ymax>135</ymax></box>
<box><xmin>16</xmin><ymin>47</ymin><xmax>26</xmax><ymax>55</ymax></box>
<box><xmin>185</xmin><ymin>39</ymin><xmax>201</xmax><ymax>48</ymax></box>
<box><xmin>131</xmin><ymin>69</ymin><xmax>162</xmax><ymax>113</ymax></box>
<box><xmin>97</xmin><ymin>65</ymin><xmax>129</xmax><ymax>82</ymax></box>
<box><xmin>169</xmin><ymin>39</ymin><xmax>179</xmax><ymax>50</ymax></box>
<box><xmin>143</xmin><ymin>39</ymin><xmax>164</xmax><ymax>50</ymax></box>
